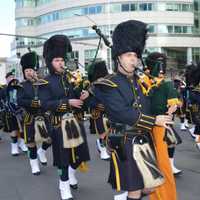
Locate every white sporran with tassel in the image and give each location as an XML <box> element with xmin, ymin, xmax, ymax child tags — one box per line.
<box><xmin>34</xmin><ymin>116</ymin><xmax>49</xmax><ymax>144</ymax></box>
<box><xmin>61</xmin><ymin>113</ymin><xmax>83</xmax><ymax>148</ymax></box>
<box><xmin>132</xmin><ymin>135</ymin><xmax>165</xmax><ymax>189</ymax></box>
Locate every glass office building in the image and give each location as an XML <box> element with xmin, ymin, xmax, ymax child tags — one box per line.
<box><xmin>13</xmin><ymin>0</ymin><xmax>200</xmax><ymax>71</ymax></box>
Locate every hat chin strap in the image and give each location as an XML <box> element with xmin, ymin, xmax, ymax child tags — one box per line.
<box><xmin>117</xmin><ymin>57</ymin><xmax>134</xmax><ymax>74</ymax></box>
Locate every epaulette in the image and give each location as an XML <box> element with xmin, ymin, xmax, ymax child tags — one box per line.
<box><xmin>192</xmin><ymin>84</ymin><xmax>200</xmax><ymax>93</ymax></box>
<box><xmin>93</xmin><ymin>74</ymin><xmax>118</xmax><ymax>88</ymax></box>
<box><xmin>8</xmin><ymin>79</ymin><xmax>23</xmax><ymax>88</ymax></box>
<box><xmin>33</xmin><ymin>79</ymin><xmax>48</xmax><ymax>86</ymax></box>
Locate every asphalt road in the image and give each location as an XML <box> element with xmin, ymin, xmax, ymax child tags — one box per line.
<box><xmin>0</xmin><ymin>122</ymin><xmax>200</xmax><ymax>200</ymax></box>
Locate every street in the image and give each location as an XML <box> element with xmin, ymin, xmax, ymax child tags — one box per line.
<box><xmin>0</xmin><ymin>122</ymin><xmax>200</xmax><ymax>200</ymax></box>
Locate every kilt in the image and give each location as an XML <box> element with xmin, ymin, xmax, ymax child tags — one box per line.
<box><xmin>108</xmin><ymin>135</ymin><xmax>144</xmax><ymax>191</ymax></box>
<box><xmin>51</xmin><ymin>120</ymin><xmax>90</xmax><ymax>168</ymax></box>
<box><xmin>23</xmin><ymin>113</ymin><xmax>52</xmax><ymax>144</ymax></box>
<box><xmin>4</xmin><ymin>112</ymin><xmax>19</xmax><ymax>132</ymax></box>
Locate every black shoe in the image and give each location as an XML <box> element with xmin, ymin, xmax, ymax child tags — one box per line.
<box><xmin>40</xmin><ymin>162</ymin><xmax>47</xmax><ymax>166</ymax></box>
<box><xmin>33</xmin><ymin>172</ymin><xmax>41</xmax><ymax>176</ymax></box>
<box><xmin>12</xmin><ymin>153</ymin><xmax>19</xmax><ymax>157</ymax></box>
<box><xmin>70</xmin><ymin>184</ymin><xmax>78</xmax><ymax>190</ymax></box>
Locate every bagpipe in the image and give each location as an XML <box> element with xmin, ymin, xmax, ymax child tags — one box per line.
<box><xmin>61</xmin><ymin>66</ymin><xmax>90</xmax><ymax>90</ymax></box>
<box><xmin>6</xmin><ymin>79</ymin><xmax>23</xmax><ymax>114</ymax></box>
<box><xmin>27</xmin><ymin>73</ymin><xmax>50</xmax><ymax>144</ymax></box>
<box><xmin>91</xmin><ymin>24</ymin><xmax>164</xmax><ymax>96</ymax></box>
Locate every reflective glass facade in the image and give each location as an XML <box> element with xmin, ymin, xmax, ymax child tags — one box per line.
<box><xmin>15</xmin><ymin>23</ymin><xmax>193</xmax><ymax>49</ymax></box>
<box><xmin>16</xmin><ymin>0</ymin><xmax>36</xmax><ymax>8</ymax></box>
<box><xmin>16</xmin><ymin>2</ymin><xmax>193</xmax><ymax>27</ymax></box>
<box><xmin>16</xmin><ymin>0</ymin><xmax>53</xmax><ymax>8</ymax></box>
<box><xmin>193</xmin><ymin>0</ymin><xmax>200</xmax><ymax>34</ymax></box>
<box><xmin>192</xmin><ymin>47</ymin><xmax>200</xmax><ymax>62</ymax></box>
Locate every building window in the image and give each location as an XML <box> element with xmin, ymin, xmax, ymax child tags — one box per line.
<box><xmin>139</xmin><ymin>3</ymin><xmax>147</xmax><ymax>11</ymax></box>
<box><xmin>53</xmin><ymin>12</ymin><xmax>59</xmax><ymax>21</ymax></box>
<box><xmin>167</xmin><ymin>25</ymin><xmax>173</xmax><ymax>33</ymax></box>
<box><xmin>96</xmin><ymin>5</ymin><xmax>102</xmax><ymax>14</ymax></box>
<box><xmin>157</xmin><ymin>3</ymin><xmax>166</xmax><ymax>11</ymax></box>
<box><xmin>83</xmin><ymin>7</ymin><xmax>89</xmax><ymax>15</ymax></box>
<box><xmin>148</xmin><ymin>25</ymin><xmax>155</xmax><ymax>33</ymax></box>
<box><xmin>195</xmin><ymin>19</ymin><xmax>199</xmax><ymax>28</ymax></box>
<box><xmin>194</xmin><ymin>1</ymin><xmax>199</xmax><ymax>11</ymax></box>
<box><xmin>16</xmin><ymin>0</ymin><xmax>36</xmax><ymax>8</ymax></box>
<box><xmin>67</xmin><ymin>51</ymin><xmax>79</xmax><ymax>60</ymax></box>
<box><xmin>85</xmin><ymin>5</ymin><xmax>102</xmax><ymax>15</ymax></box>
<box><xmin>16</xmin><ymin>18</ymin><xmax>35</xmax><ymax>27</ymax></box>
<box><xmin>174</xmin><ymin>26</ymin><xmax>182</xmax><ymax>33</ymax></box>
<box><xmin>130</xmin><ymin>3</ymin><xmax>137</xmax><ymax>11</ymax></box>
<box><xmin>182</xmin><ymin>4</ymin><xmax>191</xmax><ymax>12</ymax></box>
<box><xmin>89</xmin><ymin>7</ymin><xmax>96</xmax><ymax>14</ymax></box>
<box><xmin>23</xmin><ymin>0</ymin><xmax>35</xmax><ymax>7</ymax></box>
<box><xmin>192</xmin><ymin>48</ymin><xmax>200</xmax><ymax>62</ymax></box>
<box><xmin>186</xmin><ymin>26</ymin><xmax>192</xmax><ymax>34</ymax></box>
<box><xmin>157</xmin><ymin>25</ymin><xmax>168</xmax><ymax>33</ymax></box>
<box><xmin>85</xmin><ymin>49</ymin><xmax>97</xmax><ymax>60</ymax></box>
<box><xmin>166</xmin><ymin>3</ymin><xmax>174</xmax><ymax>11</ymax></box>
<box><xmin>110</xmin><ymin>4</ymin><xmax>121</xmax><ymax>13</ymax></box>
<box><xmin>139</xmin><ymin>3</ymin><xmax>153</xmax><ymax>11</ymax></box>
<box><xmin>121</xmin><ymin>4</ymin><xmax>130</xmax><ymax>12</ymax></box>
<box><xmin>16</xmin><ymin>0</ymin><xmax>23</xmax><ymax>8</ymax></box>
<box><xmin>182</xmin><ymin>26</ymin><xmax>187</xmax><ymax>33</ymax></box>
<box><xmin>36</xmin><ymin>0</ymin><xmax>53</xmax><ymax>6</ymax></box>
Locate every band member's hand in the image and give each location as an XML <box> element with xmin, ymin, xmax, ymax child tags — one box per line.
<box><xmin>31</xmin><ymin>100</ymin><xmax>41</xmax><ymax>108</ymax></box>
<box><xmin>177</xmin><ymin>101</ymin><xmax>183</xmax><ymax>108</ymax></box>
<box><xmin>155</xmin><ymin>115</ymin><xmax>174</xmax><ymax>128</ymax></box>
<box><xmin>69</xmin><ymin>99</ymin><xmax>83</xmax><ymax>108</ymax></box>
<box><xmin>80</xmin><ymin>90</ymin><xmax>89</xmax><ymax>100</ymax></box>
<box><xmin>167</xmin><ymin>105</ymin><xmax>177</xmax><ymax>115</ymax></box>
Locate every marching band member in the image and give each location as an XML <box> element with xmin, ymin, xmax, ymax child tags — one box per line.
<box><xmin>88</xmin><ymin>61</ymin><xmax>110</xmax><ymax>160</ymax></box>
<box><xmin>17</xmin><ymin>51</ymin><xmax>51</xmax><ymax>175</ymax></box>
<box><xmin>1</xmin><ymin>72</ymin><xmax>27</xmax><ymax>155</ymax></box>
<box><xmin>145</xmin><ymin>52</ymin><xmax>179</xmax><ymax>200</ymax></box>
<box><xmin>185</xmin><ymin>63</ymin><xmax>200</xmax><ymax>151</ymax></box>
<box><xmin>93</xmin><ymin>20</ymin><xmax>172</xmax><ymax>200</ymax></box>
<box><xmin>43</xmin><ymin>35</ymin><xmax>90</xmax><ymax>200</ymax></box>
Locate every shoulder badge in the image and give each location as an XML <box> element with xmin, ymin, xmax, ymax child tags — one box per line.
<box><xmin>93</xmin><ymin>74</ymin><xmax>118</xmax><ymax>88</ymax></box>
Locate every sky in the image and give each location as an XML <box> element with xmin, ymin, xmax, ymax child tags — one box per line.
<box><xmin>0</xmin><ymin>1</ymin><xmax>15</xmax><ymax>58</ymax></box>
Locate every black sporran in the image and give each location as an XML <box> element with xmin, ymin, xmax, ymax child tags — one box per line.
<box><xmin>164</xmin><ymin>125</ymin><xmax>182</xmax><ymax>147</ymax></box>
<box><xmin>107</xmin><ymin>129</ymin><xmax>126</xmax><ymax>161</ymax></box>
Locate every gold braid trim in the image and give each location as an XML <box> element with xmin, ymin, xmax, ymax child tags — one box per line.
<box><xmin>167</xmin><ymin>98</ymin><xmax>181</xmax><ymax>107</ymax></box>
<box><xmin>93</xmin><ymin>77</ymin><xmax>118</xmax><ymax>88</ymax></box>
<box><xmin>135</xmin><ymin>114</ymin><xmax>155</xmax><ymax>131</ymax></box>
<box><xmin>111</xmin><ymin>151</ymin><xmax>121</xmax><ymax>192</ymax></box>
<box><xmin>91</xmin><ymin>109</ymin><xmax>101</xmax><ymax>120</ymax></box>
<box><xmin>72</xmin><ymin>148</ymin><xmax>76</xmax><ymax>164</ymax></box>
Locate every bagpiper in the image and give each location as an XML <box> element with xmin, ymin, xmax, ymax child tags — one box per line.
<box><xmin>43</xmin><ymin>35</ymin><xmax>90</xmax><ymax>200</ymax></box>
<box><xmin>0</xmin><ymin>72</ymin><xmax>27</xmax><ymax>155</ymax></box>
<box><xmin>88</xmin><ymin>61</ymin><xmax>110</xmax><ymax>160</ymax></box>
<box><xmin>17</xmin><ymin>51</ymin><xmax>52</xmax><ymax>175</ymax></box>
<box><xmin>173</xmin><ymin>74</ymin><xmax>190</xmax><ymax>131</ymax></box>
<box><xmin>93</xmin><ymin>20</ymin><xmax>172</xmax><ymax>200</ymax></box>
<box><xmin>145</xmin><ymin>52</ymin><xmax>179</xmax><ymax>200</ymax></box>
<box><xmin>185</xmin><ymin>63</ymin><xmax>200</xmax><ymax>151</ymax></box>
